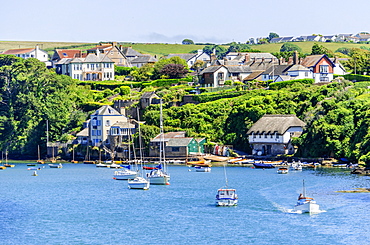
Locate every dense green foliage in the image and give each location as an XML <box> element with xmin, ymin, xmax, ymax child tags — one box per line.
<box><xmin>280</xmin><ymin>43</ymin><xmax>302</xmax><ymax>52</ymax></box>
<box><xmin>0</xmin><ymin>55</ymin><xmax>91</xmax><ymax>157</ymax></box>
<box><xmin>141</xmin><ymin>79</ymin><xmax>370</xmax><ymax>164</ymax></box>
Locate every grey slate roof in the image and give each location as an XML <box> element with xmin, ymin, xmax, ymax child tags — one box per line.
<box><xmin>131</xmin><ymin>55</ymin><xmax>157</xmax><ymax>63</ymax></box>
<box><xmin>167</xmin><ymin>53</ymin><xmax>196</xmax><ymax>61</ymax></box>
<box><xmin>247</xmin><ymin>114</ymin><xmax>306</xmax><ymax>135</ymax></box>
<box><xmin>262</xmin><ymin>65</ymin><xmax>291</xmax><ymax>75</ymax></box>
<box><xmin>167</xmin><ymin>138</ymin><xmax>193</xmax><ymax>147</ymax></box>
<box><xmin>141</xmin><ymin>92</ymin><xmax>159</xmax><ymax>99</ymax></box>
<box><xmin>121</xmin><ymin>47</ymin><xmax>143</xmax><ymax>57</ymax></box>
<box><xmin>111</xmin><ymin>121</ymin><xmax>135</xmax><ymax>128</ymax></box>
<box><xmin>93</xmin><ymin>105</ymin><xmax>121</xmax><ymax>116</ymax></box>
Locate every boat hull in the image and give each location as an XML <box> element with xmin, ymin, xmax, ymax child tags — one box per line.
<box><xmin>113</xmin><ymin>170</ymin><xmax>138</xmax><ymax>180</ymax></box>
<box><xmin>294</xmin><ymin>201</ymin><xmax>320</xmax><ymax>213</ymax></box>
<box><xmin>148</xmin><ymin>175</ymin><xmax>170</xmax><ymax>185</ymax></box>
<box><xmin>128</xmin><ymin>177</ymin><xmax>150</xmax><ymax>190</ymax></box>
<box><xmin>147</xmin><ymin>169</ymin><xmax>170</xmax><ymax>185</ymax></box>
<box><xmin>253</xmin><ymin>163</ymin><xmax>275</xmax><ymax>168</ymax></box>
<box><xmin>216</xmin><ymin>199</ymin><xmax>238</xmax><ymax>206</ymax></box>
<box><xmin>195</xmin><ymin>167</ymin><xmax>211</xmax><ymax>172</ymax></box>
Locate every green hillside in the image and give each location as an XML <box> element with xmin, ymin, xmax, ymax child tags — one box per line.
<box><xmin>1</xmin><ymin>40</ymin><xmax>370</xmax><ymax>57</ymax></box>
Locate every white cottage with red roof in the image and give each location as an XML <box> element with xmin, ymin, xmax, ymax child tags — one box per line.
<box><xmin>2</xmin><ymin>45</ymin><xmax>49</xmax><ymax>62</ymax></box>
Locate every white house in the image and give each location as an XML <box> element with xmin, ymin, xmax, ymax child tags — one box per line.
<box><xmin>88</xmin><ymin>105</ymin><xmax>135</xmax><ymax>146</ymax></box>
<box><xmin>56</xmin><ymin>51</ymin><xmax>115</xmax><ymax>81</ymax></box>
<box><xmin>167</xmin><ymin>50</ymin><xmax>211</xmax><ymax>68</ymax></box>
<box><xmin>200</xmin><ymin>65</ymin><xmax>252</xmax><ymax>87</ymax></box>
<box><xmin>247</xmin><ymin>114</ymin><xmax>306</xmax><ymax>156</ymax></box>
<box><xmin>2</xmin><ymin>45</ymin><xmax>49</xmax><ymax>63</ymax></box>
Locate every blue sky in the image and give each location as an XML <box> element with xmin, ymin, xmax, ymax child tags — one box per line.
<box><xmin>2</xmin><ymin>0</ymin><xmax>369</xmax><ymax>44</ymax></box>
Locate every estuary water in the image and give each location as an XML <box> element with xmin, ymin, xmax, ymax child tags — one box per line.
<box><xmin>1</xmin><ymin>163</ymin><xmax>369</xmax><ymax>245</ymax></box>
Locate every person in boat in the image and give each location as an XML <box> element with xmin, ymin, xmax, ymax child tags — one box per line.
<box><xmin>298</xmin><ymin>193</ymin><xmax>304</xmax><ymax>200</ymax></box>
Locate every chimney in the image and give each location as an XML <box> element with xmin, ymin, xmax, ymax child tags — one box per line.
<box><xmin>197</xmin><ymin>49</ymin><xmax>202</xmax><ymax>55</ymax></box>
<box><xmin>210</xmin><ymin>54</ymin><xmax>217</xmax><ymax>63</ymax></box>
<box><xmin>223</xmin><ymin>57</ymin><xmax>228</xmax><ymax>65</ymax></box>
<box><xmin>112</xmin><ymin>41</ymin><xmax>117</xmax><ymax>47</ymax></box>
<box><xmin>293</xmin><ymin>51</ymin><xmax>299</xmax><ymax>65</ymax></box>
<box><xmin>245</xmin><ymin>53</ymin><xmax>250</xmax><ymax>62</ymax></box>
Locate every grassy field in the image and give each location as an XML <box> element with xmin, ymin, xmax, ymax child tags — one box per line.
<box><xmin>255</xmin><ymin>41</ymin><xmax>370</xmax><ymax>54</ymax></box>
<box><xmin>1</xmin><ymin>40</ymin><xmax>369</xmax><ymax>57</ymax></box>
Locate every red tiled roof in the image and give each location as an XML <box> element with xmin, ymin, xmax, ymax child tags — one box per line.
<box><xmin>56</xmin><ymin>49</ymin><xmax>82</xmax><ymax>58</ymax></box>
<box><xmin>3</xmin><ymin>48</ymin><xmax>34</xmax><ymax>55</ymax></box>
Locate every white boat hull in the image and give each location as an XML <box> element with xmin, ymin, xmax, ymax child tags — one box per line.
<box><xmin>113</xmin><ymin>170</ymin><xmax>138</xmax><ymax>180</ymax></box>
<box><xmin>216</xmin><ymin>199</ymin><xmax>238</xmax><ymax>206</ymax></box>
<box><xmin>294</xmin><ymin>201</ymin><xmax>320</xmax><ymax>213</ymax></box>
<box><xmin>128</xmin><ymin>177</ymin><xmax>150</xmax><ymax>190</ymax></box>
<box><xmin>148</xmin><ymin>175</ymin><xmax>170</xmax><ymax>185</ymax></box>
<box><xmin>147</xmin><ymin>169</ymin><xmax>170</xmax><ymax>185</ymax></box>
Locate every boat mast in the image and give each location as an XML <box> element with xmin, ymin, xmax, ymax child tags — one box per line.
<box><xmin>137</xmin><ymin>107</ymin><xmax>144</xmax><ymax>176</ymax></box>
<box><xmin>159</xmin><ymin>99</ymin><xmax>166</xmax><ymax>171</ymax></box>
<box><xmin>303</xmin><ymin>179</ymin><xmax>306</xmax><ymax>197</ymax></box>
<box><xmin>223</xmin><ymin>164</ymin><xmax>229</xmax><ymax>187</ymax></box>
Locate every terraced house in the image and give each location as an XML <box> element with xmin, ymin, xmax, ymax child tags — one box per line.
<box><xmin>55</xmin><ymin>51</ymin><xmax>115</xmax><ymax>81</ymax></box>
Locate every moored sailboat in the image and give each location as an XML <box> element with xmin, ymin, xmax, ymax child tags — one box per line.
<box><xmin>216</xmin><ymin>164</ymin><xmax>238</xmax><ymax>206</ymax></box>
<box><xmin>146</xmin><ymin>99</ymin><xmax>170</xmax><ymax>185</ymax></box>
<box><xmin>128</xmin><ymin>108</ymin><xmax>150</xmax><ymax>190</ymax></box>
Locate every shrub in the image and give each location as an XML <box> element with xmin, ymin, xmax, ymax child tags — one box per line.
<box><xmin>269</xmin><ymin>79</ymin><xmax>314</xmax><ymax>90</ymax></box>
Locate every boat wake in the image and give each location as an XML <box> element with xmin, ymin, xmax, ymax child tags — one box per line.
<box><xmin>284</xmin><ymin>208</ymin><xmax>327</xmax><ymax>214</ymax></box>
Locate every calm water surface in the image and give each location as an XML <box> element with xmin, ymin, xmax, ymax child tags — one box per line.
<box><xmin>1</xmin><ymin>163</ymin><xmax>369</xmax><ymax>244</ymax></box>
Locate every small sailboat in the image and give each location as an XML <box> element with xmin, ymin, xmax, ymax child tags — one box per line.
<box><xmin>3</xmin><ymin>150</ymin><xmax>14</xmax><ymax>168</ymax></box>
<box><xmin>147</xmin><ymin>99</ymin><xmax>170</xmax><ymax>185</ymax></box>
<box><xmin>216</xmin><ymin>164</ymin><xmax>238</xmax><ymax>206</ymax></box>
<box><xmin>294</xmin><ymin>180</ymin><xmax>320</xmax><ymax>213</ymax></box>
<box><xmin>113</xmin><ymin>127</ymin><xmax>138</xmax><ymax>180</ymax></box>
<box><xmin>128</xmin><ymin>108</ymin><xmax>150</xmax><ymax>190</ymax></box>
<box><xmin>32</xmin><ymin>170</ymin><xmax>38</xmax><ymax>176</ymax></box>
<box><xmin>36</xmin><ymin>145</ymin><xmax>45</xmax><ymax>164</ymax></box>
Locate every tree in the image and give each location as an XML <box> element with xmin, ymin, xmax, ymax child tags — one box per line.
<box><xmin>203</xmin><ymin>45</ymin><xmax>227</xmax><ymax>59</ymax></box>
<box><xmin>159</xmin><ymin>64</ymin><xmax>188</xmax><ymax>79</ymax></box>
<box><xmin>129</xmin><ymin>63</ymin><xmax>154</xmax><ymax>81</ymax></box>
<box><xmin>311</xmin><ymin>43</ymin><xmax>334</xmax><ymax>57</ymax></box>
<box><xmin>153</xmin><ymin>57</ymin><xmax>188</xmax><ymax>79</ymax></box>
<box><xmin>345</xmin><ymin>48</ymin><xmax>370</xmax><ymax>74</ymax></box>
<box><xmin>182</xmin><ymin>39</ymin><xmax>194</xmax><ymax>45</ymax></box>
<box><xmin>268</xmin><ymin>32</ymin><xmax>279</xmax><ymax>41</ymax></box>
<box><xmin>227</xmin><ymin>42</ymin><xmax>251</xmax><ymax>53</ymax></box>
<box><xmin>280</xmin><ymin>43</ymin><xmax>302</xmax><ymax>52</ymax></box>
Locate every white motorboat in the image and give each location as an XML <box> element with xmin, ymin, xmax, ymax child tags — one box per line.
<box><xmin>216</xmin><ymin>188</ymin><xmax>238</xmax><ymax>206</ymax></box>
<box><xmin>289</xmin><ymin>162</ymin><xmax>302</xmax><ymax>171</ymax></box>
<box><xmin>294</xmin><ymin>180</ymin><xmax>320</xmax><ymax>213</ymax></box>
<box><xmin>194</xmin><ymin>166</ymin><xmax>211</xmax><ymax>172</ymax></box>
<box><xmin>109</xmin><ymin>163</ymin><xmax>122</xmax><ymax>168</ymax></box>
<box><xmin>147</xmin><ymin>100</ymin><xmax>170</xmax><ymax>185</ymax></box>
<box><xmin>49</xmin><ymin>163</ymin><xmax>63</xmax><ymax>168</ymax></box>
<box><xmin>113</xmin><ymin>168</ymin><xmax>138</xmax><ymax>180</ymax></box>
<box><xmin>277</xmin><ymin>167</ymin><xmax>289</xmax><ymax>174</ymax></box>
<box><xmin>128</xmin><ymin>176</ymin><xmax>150</xmax><ymax>190</ymax></box>
<box><xmin>216</xmin><ymin>164</ymin><xmax>238</xmax><ymax>206</ymax></box>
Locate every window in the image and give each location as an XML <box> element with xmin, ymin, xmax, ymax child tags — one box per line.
<box><xmin>218</xmin><ymin>72</ymin><xmax>224</xmax><ymax>81</ymax></box>
<box><xmin>305</xmin><ymin>72</ymin><xmax>308</xmax><ymax>77</ymax></box>
<box><xmin>91</xmin><ymin>130</ymin><xmax>96</xmax><ymax>136</ymax></box>
<box><xmin>91</xmin><ymin>64</ymin><xmax>95</xmax><ymax>70</ymax></box>
<box><xmin>97</xmin><ymin>130</ymin><xmax>102</xmax><ymax>136</ymax></box>
<box><xmin>319</xmin><ymin>65</ymin><xmax>328</xmax><ymax>73</ymax></box>
<box><xmin>172</xmin><ymin>147</ymin><xmax>180</xmax><ymax>152</ymax></box>
<box><xmin>106</xmin><ymin>120</ymin><xmax>110</xmax><ymax>126</ymax></box>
